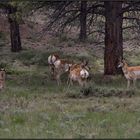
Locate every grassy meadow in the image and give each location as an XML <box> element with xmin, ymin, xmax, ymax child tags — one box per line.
<box><xmin>0</xmin><ymin>38</ymin><xmax>140</xmax><ymax>139</ymax></box>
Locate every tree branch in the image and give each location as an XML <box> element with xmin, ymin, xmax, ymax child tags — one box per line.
<box><xmin>123</xmin><ymin>25</ymin><xmax>138</xmax><ymax>30</ymax></box>
<box><xmin>123</xmin><ymin>17</ymin><xmax>140</xmax><ymax>20</ymax></box>
<box><xmin>122</xmin><ymin>1</ymin><xmax>140</xmax><ymax>13</ymax></box>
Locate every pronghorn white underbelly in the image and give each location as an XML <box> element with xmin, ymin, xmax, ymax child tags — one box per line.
<box><xmin>125</xmin><ymin>70</ymin><xmax>140</xmax><ymax>79</ymax></box>
<box><xmin>133</xmin><ymin>70</ymin><xmax>140</xmax><ymax>78</ymax></box>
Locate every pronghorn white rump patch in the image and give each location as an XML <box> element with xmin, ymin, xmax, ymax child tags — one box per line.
<box><xmin>80</xmin><ymin>69</ymin><xmax>89</xmax><ymax>78</ymax></box>
<box><xmin>48</xmin><ymin>55</ymin><xmax>57</xmax><ymax>65</ymax></box>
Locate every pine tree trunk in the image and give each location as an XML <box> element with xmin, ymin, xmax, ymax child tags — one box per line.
<box><xmin>8</xmin><ymin>5</ymin><xmax>22</xmax><ymax>52</ymax></box>
<box><xmin>79</xmin><ymin>0</ymin><xmax>87</xmax><ymax>42</ymax></box>
<box><xmin>104</xmin><ymin>1</ymin><xmax>123</xmax><ymax>75</ymax></box>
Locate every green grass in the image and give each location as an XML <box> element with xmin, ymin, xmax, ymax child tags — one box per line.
<box><xmin>0</xmin><ymin>73</ymin><xmax>140</xmax><ymax>138</ymax></box>
<box><xmin>0</xmin><ymin>44</ymin><xmax>140</xmax><ymax>138</ymax></box>
<box><xmin>0</xmin><ymin>107</ymin><xmax>140</xmax><ymax>138</ymax></box>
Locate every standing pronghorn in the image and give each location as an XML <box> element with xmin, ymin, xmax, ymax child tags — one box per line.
<box><xmin>48</xmin><ymin>54</ymin><xmax>73</xmax><ymax>85</ymax></box>
<box><xmin>118</xmin><ymin>58</ymin><xmax>140</xmax><ymax>89</ymax></box>
<box><xmin>48</xmin><ymin>54</ymin><xmax>60</xmax><ymax>79</ymax></box>
<box><xmin>68</xmin><ymin>60</ymin><xmax>90</xmax><ymax>87</ymax></box>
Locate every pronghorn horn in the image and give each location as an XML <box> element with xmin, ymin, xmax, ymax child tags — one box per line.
<box><xmin>80</xmin><ymin>60</ymin><xmax>89</xmax><ymax>69</ymax></box>
<box><xmin>123</xmin><ymin>59</ymin><xmax>126</xmax><ymax>63</ymax></box>
<box><xmin>82</xmin><ymin>59</ymin><xmax>88</xmax><ymax>66</ymax></box>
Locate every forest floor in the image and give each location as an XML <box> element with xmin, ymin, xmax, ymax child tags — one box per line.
<box><xmin>0</xmin><ymin>15</ymin><xmax>140</xmax><ymax>138</ymax></box>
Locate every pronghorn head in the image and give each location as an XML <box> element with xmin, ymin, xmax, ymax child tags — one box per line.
<box><xmin>48</xmin><ymin>54</ymin><xmax>59</xmax><ymax>65</ymax></box>
<box><xmin>79</xmin><ymin>59</ymin><xmax>90</xmax><ymax>79</ymax></box>
<box><xmin>80</xmin><ymin>68</ymin><xmax>89</xmax><ymax>79</ymax></box>
<box><xmin>118</xmin><ymin>57</ymin><xmax>126</xmax><ymax>68</ymax></box>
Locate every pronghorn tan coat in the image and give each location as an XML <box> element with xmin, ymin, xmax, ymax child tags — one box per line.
<box><xmin>118</xmin><ymin>59</ymin><xmax>140</xmax><ymax>88</ymax></box>
<box><xmin>68</xmin><ymin>62</ymin><xmax>90</xmax><ymax>87</ymax></box>
<box><xmin>48</xmin><ymin>54</ymin><xmax>73</xmax><ymax>85</ymax></box>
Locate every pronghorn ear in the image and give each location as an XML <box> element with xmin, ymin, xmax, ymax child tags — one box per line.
<box><xmin>81</xmin><ymin>63</ymin><xmax>85</xmax><ymax>68</ymax></box>
<box><xmin>88</xmin><ymin>65</ymin><xmax>91</xmax><ymax>70</ymax></box>
<box><xmin>122</xmin><ymin>59</ymin><xmax>127</xmax><ymax>64</ymax></box>
<box><xmin>53</xmin><ymin>53</ymin><xmax>59</xmax><ymax>58</ymax></box>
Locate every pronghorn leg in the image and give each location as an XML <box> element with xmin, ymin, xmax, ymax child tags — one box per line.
<box><xmin>81</xmin><ymin>80</ymin><xmax>86</xmax><ymax>87</ymax></box>
<box><xmin>67</xmin><ymin>79</ymin><xmax>73</xmax><ymax>92</ymax></box>
<box><xmin>84</xmin><ymin>80</ymin><xmax>87</xmax><ymax>87</ymax></box>
<box><xmin>127</xmin><ymin>79</ymin><xmax>130</xmax><ymax>89</ymax></box>
<box><xmin>67</xmin><ymin>79</ymin><xmax>72</xmax><ymax>90</ymax></box>
<box><xmin>78</xmin><ymin>79</ymin><xmax>83</xmax><ymax>87</ymax></box>
<box><xmin>69</xmin><ymin>78</ymin><xmax>73</xmax><ymax>86</ymax></box>
<box><xmin>133</xmin><ymin>79</ymin><xmax>137</xmax><ymax>89</ymax></box>
<box><xmin>57</xmin><ymin>79</ymin><xmax>61</xmax><ymax>86</ymax></box>
<box><xmin>56</xmin><ymin>74</ymin><xmax>61</xmax><ymax>86</ymax></box>
<box><xmin>67</xmin><ymin>75</ymin><xmax>70</xmax><ymax>85</ymax></box>
<box><xmin>2</xmin><ymin>80</ymin><xmax>4</xmax><ymax>89</ymax></box>
<box><xmin>0</xmin><ymin>81</ymin><xmax>2</xmax><ymax>90</ymax></box>
<box><xmin>50</xmin><ymin>65</ymin><xmax>55</xmax><ymax>80</ymax></box>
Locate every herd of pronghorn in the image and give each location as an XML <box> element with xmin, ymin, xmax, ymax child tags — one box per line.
<box><xmin>48</xmin><ymin>54</ymin><xmax>90</xmax><ymax>87</ymax></box>
<box><xmin>0</xmin><ymin>54</ymin><xmax>140</xmax><ymax>90</ymax></box>
<box><xmin>48</xmin><ymin>54</ymin><xmax>140</xmax><ymax>89</ymax></box>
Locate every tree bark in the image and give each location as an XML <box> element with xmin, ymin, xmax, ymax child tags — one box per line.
<box><xmin>104</xmin><ymin>1</ymin><xmax>123</xmax><ymax>75</ymax></box>
<box><xmin>8</xmin><ymin>5</ymin><xmax>22</xmax><ymax>52</ymax></box>
<box><xmin>79</xmin><ymin>0</ymin><xmax>87</xmax><ymax>42</ymax></box>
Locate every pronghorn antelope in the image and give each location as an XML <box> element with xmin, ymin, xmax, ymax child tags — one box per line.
<box><xmin>48</xmin><ymin>54</ymin><xmax>73</xmax><ymax>85</ymax></box>
<box><xmin>48</xmin><ymin>54</ymin><xmax>59</xmax><ymax>79</ymax></box>
<box><xmin>118</xmin><ymin>58</ymin><xmax>140</xmax><ymax>89</ymax></box>
<box><xmin>53</xmin><ymin>59</ymin><xmax>73</xmax><ymax>85</ymax></box>
<box><xmin>0</xmin><ymin>68</ymin><xmax>5</xmax><ymax>90</ymax></box>
<box><xmin>68</xmin><ymin>60</ymin><xmax>90</xmax><ymax>87</ymax></box>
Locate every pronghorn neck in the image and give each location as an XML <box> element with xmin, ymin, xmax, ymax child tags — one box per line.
<box><xmin>122</xmin><ymin>62</ymin><xmax>128</xmax><ymax>74</ymax></box>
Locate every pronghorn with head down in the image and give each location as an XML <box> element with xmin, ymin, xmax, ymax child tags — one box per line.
<box><xmin>68</xmin><ymin>60</ymin><xmax>90</xmax><ymax>87</ymax></box>
<box><xmin>48</xmin><ymin>54</ymin><xmax>73</xmax><ymax>85</ymax></box>
<box><xmin>118</xmin><ymin>58</ymin><xmax>140</xmax><ymax>89</ymax></box>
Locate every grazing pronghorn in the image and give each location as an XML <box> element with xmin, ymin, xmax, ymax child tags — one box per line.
<box><xmin>68</xmin><ymin>60</ymin><xmax>90</xmax><ymax>87</ymax></box>
<box><xmin>118</xmin><ymin>58</ymin><xmax>140</xmax><ymax>89</ymax></box>
<box><xmin>48</xmin><ymin>54</ymin><xmax>73</xmax><ymax>85</ymax></box>
<box><xmin>0</xmin><ymin>68</ymin><xmax>5</xmax><ymax>90</ymax></box>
